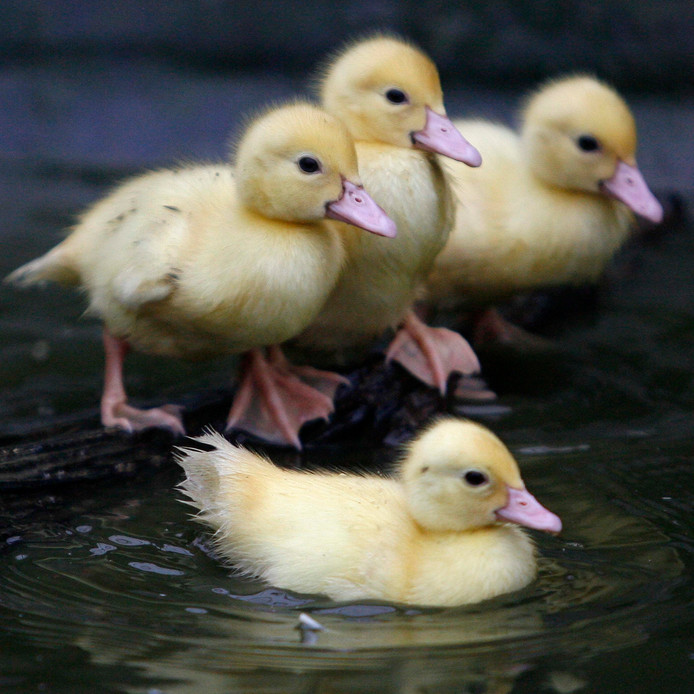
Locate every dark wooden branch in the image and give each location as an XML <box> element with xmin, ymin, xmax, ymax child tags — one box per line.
<box><xmin>0</xmin><ymin>357</ymin><xmax>446</xmax><ymax>489</ymax></box>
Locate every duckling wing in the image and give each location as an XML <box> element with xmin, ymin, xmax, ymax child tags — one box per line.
<box><xmin>74</xmin><ymin>169</ymin><xmax>204</xmax><ymax>318</ymax></box>
<box><xmin>176</xmin><ymin>435</ymin><xmax>407</xmax><ymax>598</ymax></box>
<box><xmin>105</xmin><ymin>206</ymin><xmax>189</xmax><ymax>310</ymax></box>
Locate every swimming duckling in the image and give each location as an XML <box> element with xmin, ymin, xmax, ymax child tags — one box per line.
<box><xmin>426</xmin><ymin>75</ymin><xmax>663</xmax><ymax>335</ymax></box>
<box><xmin>176</xmin><ymin>418</ymin><xmax>561</xmax><ymax>607</ymax></box>
<box><xmin>6</xmin><ymin>102</ymin><xmax>395</xmax><ymax>448</ymax></box>
<box><xmin>295</xmin><ymin>35</ymin><xmax>484</xmax><ymax>395</ymax></box>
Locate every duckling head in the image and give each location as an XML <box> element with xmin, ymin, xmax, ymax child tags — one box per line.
<box><xmin>400</xmin><ymin>418</ymin><xmax>562</xmax><ymax>534</ymax></box>
<box><xmin>319</xmin><ymin>35</ymin><xmax>481</xmax><ymax>166</ymax></box>
<box><xmin>234</xmin><ymin>102</ymin><xmax>396</xmax><ymax>236</ymax></box>
<box><xmin>521</xmin><ymin>75</ymin><xmax>662</xmax><ymax>222</ymax></box>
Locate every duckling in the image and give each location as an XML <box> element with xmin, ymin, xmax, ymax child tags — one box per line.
<box><xmin>6</xmin><ymin>102</ymin><xmax>396</xmax><ymax>448</ymax></box>
<box><xmin>177</xmin><ymin>418</ymin><xmax>561</xmax><ymax>606</ymax></box>
<box><xmin>426</xmin><ymin>75</ymin><xmax>663</xmax><ymax>333</ymax></box>
<box><xmin>295</xmin><ymin>36</ymin><xmax>484</xmax><ymax>395</ymax></box>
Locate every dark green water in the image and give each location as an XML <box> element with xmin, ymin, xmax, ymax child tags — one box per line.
<box><xmin>1</xmin><ymin>71</ymin><xmax>693</xmax><ymax>692</ymax></box>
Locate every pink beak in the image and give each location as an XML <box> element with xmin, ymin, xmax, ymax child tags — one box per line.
<box><xmin>325</xmin><ymin>179</ymin><xmax>397</xmax><ymax>238</ymax></box>
<box><xmin>412</xmin><ymin>107</ymin><xmax>482</xmax><ymax>167</ymax></box>
<box><xmin>600</xmin><ymin>160</ymin><xmax>663</xmax><ymax>223</ymax></box>
<box><xmin>496</xmin><ymin>486</ymin><xmax>562</xmax><ymax>533</ymax></box>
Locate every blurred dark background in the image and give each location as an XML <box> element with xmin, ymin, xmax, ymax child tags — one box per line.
<box><xmin>2</xmin><ymin>1</ymin><xmax>693</xmax><ymax>175</ymax></box>
<box><xmin>2</xmin><ymin>1</ymin><xmax>693</xmax><ymax>89</ymax></box>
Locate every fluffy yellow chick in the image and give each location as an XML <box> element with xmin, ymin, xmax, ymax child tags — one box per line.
<box><xmin>177</xmin><ymin>417</ymin><xmax>561</xmax><ymax>607</ymax></box>
<box><xmin>6</xmin><ymin>102</ymin><xmax>395</xmax><ymax>448</ymax></box>
<box><xmin>295</xmin><ymin>35</ymin><xmax>484</xmax><ymax>395</ymax></box>
<box><xmin>427</xmin><ymin>75</ymin><xmax>663</xmax><ymax>318</ymax></box>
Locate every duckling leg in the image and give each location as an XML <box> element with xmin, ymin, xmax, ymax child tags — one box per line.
<box><xmin>386</xmin><ymin>310</ymin><xmax>482</xmax><ymax>395</ymax></box>
<box><xmin>472</xmin><ymin>308</ymin><xmax>553</xmax><ymax>351</ymax></box>
<box><xmin>100</xmin><ymin>329</ymin><xmax>185</xmax><ymax>435</ymax></box>
<box><xmin>267</xmin><ymin>345</ymin><xmax>349</xmax><ymax>400</ymax></box>
<box><xmin>226</xmin><ymin>347</ymin><xmax>337</xmax><ymax>450</ymax></box>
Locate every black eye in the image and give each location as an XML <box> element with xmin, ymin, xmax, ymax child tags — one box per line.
<box><xmin>577</xmin><ymin>135</ymin><xmax>600</xmax><ymax>152</ymax></box>
<box><xmin>298</xmin><ymin>156</ymin><xmax>321</xmax><ymax>174</ymax></box>
<box><xmin>385</xmin><ymin>88</ymin><xmax>408</xmax><ymax>105</ymax></box>
<box><xmin>463</xmin><ymin>470</ymin><xmax>489</xmax><ymax>487</ymax></box>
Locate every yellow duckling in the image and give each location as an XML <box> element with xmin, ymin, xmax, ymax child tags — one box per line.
<box><xmin>295</xmin><ymin>35</ymin><xmax>484</xmax><ymax>394</ymax></box>
<box><xmin>6</xmin><ymin>102</ymin><xmax>395</xmax><ymax>448</ymax></box>
<box><xmin>427</xmin><ymin>75</ymin><xmax>663</xmax><ymax>321</ymax></box>
<box><xmin>176</xmin><ymin>418</ymin><xmax>561</xmax><ymax>607</ymax></box>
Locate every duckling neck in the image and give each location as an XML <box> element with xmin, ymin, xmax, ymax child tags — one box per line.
<box><xmin>523</xmin><ymin>168</ymin><xmax>634</xmax><ymax>276</ymax></box>
<box><xmin>334</xmin><ymin>143</ymin><xmax>452</xmax><ymax>312</ymax></box>
<box><xmin>355</xmin><ymin>142</ymin><xmax>453</xmax><ymax>242</ymax></box>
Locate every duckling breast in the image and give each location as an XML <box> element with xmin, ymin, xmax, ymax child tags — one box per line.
<box><xmin>297</xmin><ymin>146</ymin><xmax>452</xmax><ymax>349</ymax></box>
<box><xmin>404</xmin><ymin>524</ymin><xmax>537</xmax><ymax>606</ymax></box>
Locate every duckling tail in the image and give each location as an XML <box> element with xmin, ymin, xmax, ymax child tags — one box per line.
<box><xmin>5</xmin><ymin>245</ymin><xmax>80</xmax><ymax>288</ymax></box>
<box><xmin>174</xmin><ymin>429</ymin><xmax>228</xmax><ymax>515</ymax></box>
<box><xmin>174</xmin><ymin>429</ymin><xmax>271</xmax><ymax>522</ymax></box>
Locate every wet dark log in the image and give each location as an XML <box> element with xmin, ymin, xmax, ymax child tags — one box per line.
<box><xmin>0</xmin><ymin>357</ymin><xmax>447</xmax><ymax>489</ymax></box>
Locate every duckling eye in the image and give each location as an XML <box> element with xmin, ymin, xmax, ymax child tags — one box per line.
<box><xmin>577</xmin><ymin>135</ymin><xmax>601</xmax><ymax>153</ymax></box>
<box><xmin>298</xmin><ymin>156</ymin><xmax>321</xmax><ymax>174</ymax></box>
<box><xmin>463</xmin><ymin>470</ymin><xmax>489</xmax><ymax>487</ymax></box>
<box><xmin>385</xmin><ymin>88</ymin><xmax>408</xmax><ymax>105</ymax></box>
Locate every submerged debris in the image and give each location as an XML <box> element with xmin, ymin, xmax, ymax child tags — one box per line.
<box><xmin>296</xmin><ymin>612</ymin><xmax>325</xmax><ymax>645</ymax></box>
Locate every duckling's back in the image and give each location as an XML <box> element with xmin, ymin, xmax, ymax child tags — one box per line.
<box><xmin>177</xmin><ymin>432</ymin><xmax>412</xmax><ymax>601</ymax></box>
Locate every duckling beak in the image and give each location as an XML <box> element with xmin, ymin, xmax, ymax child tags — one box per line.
<box><xmin>600</xmin><ymin>160</ymin><xmax>663</xmax><ymax>223</ymax></box>
<box><xmin>411</xmin><ymin>107</ymin><xmax>482</xmax><ymax>167</ymax></box>
<box><xmin>496</xmin><ymin>486</ymin><xmax>562</xmax><ymax>534</ymax></box>
<box><xmin>325</xmin><ymin>179</ymin><xmax>398</xmax><ymax>237</ymax></box>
